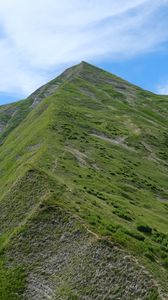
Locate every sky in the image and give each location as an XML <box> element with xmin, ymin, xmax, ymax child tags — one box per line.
<box><xmin>1</xmin><ymin>0</ymin><xmax>168</xmax><ymax>104</ymax></box>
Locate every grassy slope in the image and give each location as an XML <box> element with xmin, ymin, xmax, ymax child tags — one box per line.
<box><xmin>0</xmin><ymin>62</ymin><xmax>168</xmax><ymax>298</ymax></box>
<box><xmin>0</xmin><ymin>98</ymin><xmax>34</xmax><ymax>144</ymax></box>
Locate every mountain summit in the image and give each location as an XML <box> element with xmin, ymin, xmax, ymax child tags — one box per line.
<box><xmin>0</xmin><ymin>62</ymin><xmax>168</xmax><ymax>299</ymax></box>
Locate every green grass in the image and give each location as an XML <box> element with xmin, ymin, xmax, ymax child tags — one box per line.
<box><xmin>0</xmin><ymin>61</ymin><xmax>168</xmax><ymax>298</ymax></box>
<box><xmin>0</xmin><ymin>259</ymin><xmax>26</xmax><ymax>300</ymax></box>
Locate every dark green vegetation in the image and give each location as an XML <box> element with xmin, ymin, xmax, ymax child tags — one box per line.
<box><xmin>0</xmin><ymin>62</ymin><xmax>168</xmax><ymax>299</ymax></box>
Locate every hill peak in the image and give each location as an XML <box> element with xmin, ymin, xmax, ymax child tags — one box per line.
<box><xmin>79</xmin><ymin>60</ymin><xmax>89</xmax><ymax>65</ymax></box>
<box><xmin>27</xmin><ymin>61</ymin><xmax>106</xmax><ymax>106</ymax></box>
<box><xmin>27</xmin><ymin>61</ymin><xmax>150</xmax><ymax>108</ymax></box>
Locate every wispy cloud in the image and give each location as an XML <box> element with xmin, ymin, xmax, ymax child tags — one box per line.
<box><xmin>0</xmin><ymin>0</ymin><xmax>168</xmax><ymax>97</ymax></box>
<box><xmin>157</xmin><ymin>82</ymin><xmax>168</xmax><ymax>95</ymax></box>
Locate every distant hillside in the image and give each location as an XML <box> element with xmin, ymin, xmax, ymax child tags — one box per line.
<box><xmin>0</xmin><ymin>62</ymin><xmax>168</xmax><ymax>299</ymax></box>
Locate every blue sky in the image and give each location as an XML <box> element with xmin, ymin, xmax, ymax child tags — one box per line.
<box><xmin>1</xmin><ymin>0</ymin><xmax>168</xmax><ymax>104</ymax></box>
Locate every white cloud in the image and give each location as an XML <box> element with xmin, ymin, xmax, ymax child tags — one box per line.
<box><xmin>0</xmin><ymin>0</ymin><xmax>168</xmax><ymax>97</ymax></box>
<box><xmin>157</xmin><ymin>83</ymin><xmax>168</xmax><ymax>95</ymax></box>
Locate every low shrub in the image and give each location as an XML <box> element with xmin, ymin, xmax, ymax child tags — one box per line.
<box><xmin>137</xmin><ymin>224</ymin><xmax>152</xmax><ymax>234</ymax></box>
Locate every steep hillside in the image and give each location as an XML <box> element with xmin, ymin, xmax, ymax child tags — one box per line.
<box><xmin>0</xmin><ymin>62</ymin><xmax>168</xmax><ymax>299</ymax></box>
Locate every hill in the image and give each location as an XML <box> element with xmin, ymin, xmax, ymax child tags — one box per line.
<box><xmin>0</xmin><ymin>61</ymin><xmax>168</xmax><ymax>299</ymax></box>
